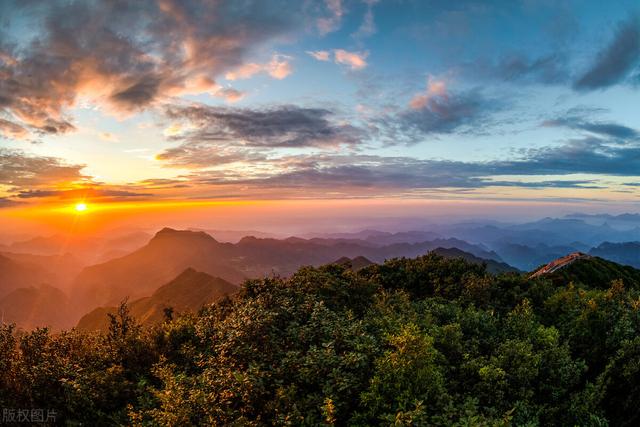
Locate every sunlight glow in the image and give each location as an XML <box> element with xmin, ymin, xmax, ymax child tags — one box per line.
<box><xmin>74</xmin><ymin>202</ymin><xmax>88</xmax><ymax>212</ymax></box>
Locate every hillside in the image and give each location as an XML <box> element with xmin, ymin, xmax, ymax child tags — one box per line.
<box><xmin>333</xmin><ymin>256</ymin><xmax>375</xmax><ymax>271</ymax></box>
<box><xmin>77</xmin><ymin>268</ymin><xmax>238</xmax><ymax>331</ymax></box>
<box><xmin>5</xmin><ymin>252</ymin><xmax>640</xmax><ymax>425</ymax></box>
<box><xmin>430</xmin><ymin>247</ymin><xmax>520</xmax><ymax>274</ymax></box>
<box><xmin>530</xmin><ymin>252</ymin><xmax>640</xmax><ymax>288</ymax></box>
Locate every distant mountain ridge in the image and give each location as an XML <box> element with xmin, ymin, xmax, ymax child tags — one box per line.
<box><xmin>589</xmin><ymin>242</ymin><xmax>640</xmax><ymax>268</ymax></box>
<box><xmin>0</xmin><ymin>253</ymin><xmax>53</xmax><ymax>297</ymax></box>
<box><xmin>71</xmin><ymin>228</ymin><xmax>516</xmax><ymax>315</ymax></box>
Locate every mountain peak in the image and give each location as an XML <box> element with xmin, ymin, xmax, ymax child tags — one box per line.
<box><xmin>152</xmin><ymin>228</ymin><xmax>217</xmax><ymax>243</ymax></box>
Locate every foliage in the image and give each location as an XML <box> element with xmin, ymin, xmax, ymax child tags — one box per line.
<box><xmin>2</xmin><ymin>253</ymin><xmax>639</xmax><ymax>425</ymax></box>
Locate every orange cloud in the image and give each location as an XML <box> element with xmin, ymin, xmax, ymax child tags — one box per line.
<box><xmin>334</xmin><ymin>49</ymin><xmax>368</xmax><ymax>70</ymax></box>
<box><xmin>0</xmin><ymin>1</ymin><xmax>297</xmax><ymax>140</ymax></box>
<box><xmin>409</xmin><ymin>76</ymin><xmax>449</xmax><ymax>110</ymax></box>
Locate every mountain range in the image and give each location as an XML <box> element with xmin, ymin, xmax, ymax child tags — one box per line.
<box><xmin>3</xmin><ymin>213</ymin><xmax>640</xmax><ymax>330</ymax></box>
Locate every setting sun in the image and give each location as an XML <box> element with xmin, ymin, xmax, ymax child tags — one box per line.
<box><xmin>74</xmin><ymin>203</ymin><xmax>88</xmax><ymax>212</ymax></box>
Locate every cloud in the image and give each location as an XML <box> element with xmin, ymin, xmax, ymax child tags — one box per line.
<box><xmin>307</xmin><ymin>49</ymin><xmax>368</xmax><ymax>70</ymax></box>
<box><xmin>172</xmin><ymin>120</ymin><xmax>640</xmax><ymax>195</ymax></box>
<box><xmin>307</xmin><ymin>51</ymin><xmax>331</xmax><ymax>61</ymax></box>
<box><xmin>317</xmin><ymin>0</ymin><xmax>344</xmax><ymax>35</ymax></box>
<box><xmin>0</xmin><ymin>148</ymin><xmax>163</xmax><ymax>204</ymax></box>
<box><xmin>0</xmin><ymin>198</ymin><xmax>19</xmax><ymax>208</ymax></box>
<box><xmin>157</xmin><ymin>143</ymin><xmax>266</xmax><ymax>168</ymax></box>
<box><xmin>408</xmin><ymin>76</ymin><xmax>448</xmax><ymax>110</ymax></box>
<box><xmin>352</xmin><ymin>0</ymin><xmax>379</xmax><ymax>39</ymax></box>
<box><xmin>573</xmin><ymin>15</ymin><xmax>640</xmax><ymax>90</ymax></box>
<box><xmin>183</xmin><ymin>144</ymin><xmax>638</xmax><ymax>194</ymax></box>
<box><xmin>334</xmin><ymin>49</ymin><xmax>368</xmax><ymax>70</ymax></box>
<box><xmin>0</xmin><ymin>118</ymin><xmax>29</xmax><ymax>140</ymax></box>
<box><xmin>214</xmin><ymin>87</ymin><xmax>245</xmax><ymax>103</ymax></box>
<box><xmin>157</xmin><ymin>104</ymin><xmax>366</xmax><ymax>167</ymax></box>
<box><xmin>15</xmin><ymin>188</ymin><xmax>151</xmax><ymax>200</ymax></box>
<box><xmin>109</xmin><ymin>77</ymin><xmax>161</xmax><ymax>112</ymax></box>
<box><xmin>470</xmin><ymin>53</ymin><xmax>570</xmax><ymax>85</ymax></box>
<box><xmin>491</xmin><ymin>137</ymin><xmax>640</xmax><ymax>177</ymax></box>
<box><xmin>399</xmin><ymin>77</ymin><xmax>499</xmax><ymax>136</ymax></box>
<box><xmin>0</xmin><ymin>0</ymin><xmax>300</xmax><ymax>139</ymax></box>
<box><xmin>224</xmin><ymin>54</ymin><xmax>293</xmax><ymax>81</ymax></box>
<box><xmin>544</xmin><ymin>115</ymin><xmax>639</xmax><ymax>140</ymax></box>
<box><xmin>0</xmin><ymin>148</ymin><xmax>86</xmax><ymax>189</ymax></box>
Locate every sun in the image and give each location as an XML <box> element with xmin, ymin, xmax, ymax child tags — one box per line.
<box><xmin>74</xmin><ymin>202</ymin><xmax>88</xmax><ymax>212</ymax></box>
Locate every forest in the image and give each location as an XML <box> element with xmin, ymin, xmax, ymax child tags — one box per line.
<box><xmin>2</xmin><ymin>253</ymin><xmax>640</xmax><ymax>426</ymax></box>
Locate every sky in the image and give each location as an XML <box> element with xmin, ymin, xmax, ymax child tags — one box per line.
<box><xmin>0</xmin><ymin>0</ymin><xmax>639</xmax><ymax>233</ymax></box>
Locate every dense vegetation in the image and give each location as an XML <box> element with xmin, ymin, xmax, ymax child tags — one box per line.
<box><xmin>2</xmin><ymin>254</ymin><xmax>640</xmax><ymax>425</ymax></box>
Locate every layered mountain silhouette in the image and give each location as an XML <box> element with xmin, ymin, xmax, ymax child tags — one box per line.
<box><xmin>71</xmin><ymin>228</ymin><xmax>514</xmax><ymax>313</ymax></box>
<box><xmin>589</xmin><ymin>242</ymin><xmax>640</xmax><ymax>269</ymax></box>
<box><xmin>7</xmin><ymin>231</ymin><xmax>151</xmax><ymax>264</ymax></box>
<box><xmin>72</xmin><ymin>229</ymin><xmax>246</xmax><ymax>311</ymax></box>
<box><xmin>0</xmin><ymin>253</ymin><xmax>53</xmax><ymax>297</ymax></box>
<box><xmin>0</xmin><ymin>285</ymin><xmax>71</xmax><ymax>330</ymax></box>
<box><xmin>77</xmin><ymin>268</ymin><xmax>238</xmax><ymax>331</ymax></box>
<box><xmin>8</xmin><ymin>215</ymin><xmax>640</xmax><ymax>332</ymax></box>
<box><xmin>0</xmin><ymin>251</ymin><xmax>83</xmax><ymax>293</ymax></box>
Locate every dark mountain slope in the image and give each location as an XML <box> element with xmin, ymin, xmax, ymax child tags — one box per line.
<box><xmin>76</xmin><ymin>268</ymin><xmax>238</xmax><ymax>331</ymax></box>
<box><xmin>530</xmin><ymin>253</ymin><xmax>640</xmax><ymax>288</ymax></box>
<box><xmin>430</xmin><ymin>247</ymin><xmax>520</xmax><ymax>274</ymax></box>
<box><xmin>333</xmin><ymin>256</ymin><xmax>375</xmax><ymax>271</ymax></box>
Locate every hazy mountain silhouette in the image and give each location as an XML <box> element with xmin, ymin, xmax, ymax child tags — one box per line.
<box><xmin>77</xmin><ymin>268</ymin><xmax>238</xmax><ymax>331</ymax></box>
<box><xmin>7</xmin><ymin>232</ymin><xmax>151</xmax><ymax>264</ymax></box>
<box><xmin>71</xmin><ymin>228</ymin><xmax>514</xmax><ymax>315</ymax></box>
<box><xmin>0</xmin><ymin>251</ymin><xmax>83</xmax><ymax>292</ymax></box>
<box><xmin>72</xmin><ymin>228</ymin><xmax>246</xmax><ymax>312</ymax></box>
<box><xmin>589</xmin><ymin>242</ymin><xmax>640</xmax><ymax>268</ymax></box>
<box><xmin>231</xmin><ymin>235</ymin><xmax>504</xmax><ymax>277</ymax></box>
<box><xmin>490</xmin><ymin>242</ymin><xmax>587</xmax><ymax>271</ymax></box>
<box><xmin>0</xmin><ymin>254</ymin><xmax>52</xmax><ymax>297</ymax></box>
<box><xmin>0</xmin><ymin>285</ymin><xmax>71</xmax><ymax>330</ymax></box>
